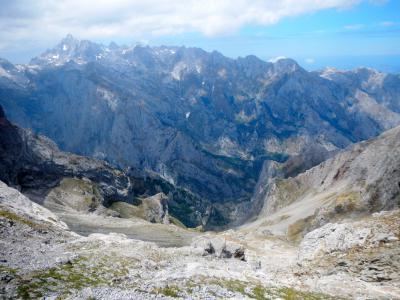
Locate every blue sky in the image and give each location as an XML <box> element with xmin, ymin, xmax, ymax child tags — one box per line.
<box><xmin>0</xmin><ymin>0</ymin><xmax>399</xmax><ymax>71</ymax></box>
<box><xmin>148</xmin><ymin>0</ymin><xmax>400</xmax><ymax>71</ymax></box>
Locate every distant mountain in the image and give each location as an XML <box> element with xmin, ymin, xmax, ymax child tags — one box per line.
<box><xmin>0</xmin><ymin>35</ymin><xmax>399</xmax><ymax>225</ymax></box>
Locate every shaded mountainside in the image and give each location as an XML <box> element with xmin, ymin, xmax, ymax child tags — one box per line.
<box><xmin>0</xmin><ymin>35</ymin><xmax>399</xmax><ymax>225</ymax></box>
<box><xmin>0</xmin><ymin>105</ymin><xmax>215</xmax><ymax>228</ymax></box>
<box><xmin>0</xmin><ymin>105</ymin><xmax>132</xmax><ymax>204</ymax></box>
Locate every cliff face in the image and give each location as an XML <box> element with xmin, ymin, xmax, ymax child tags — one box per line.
<box><xmin>0</xmin><ymin>105</ymin><xmax>213</xmax><ymax>227</ymax></box>
<box><xmin>1</xmin><ymin>36</ymin><xmax>399</xmax><ymax>226</ymax></box>
<box><xmin>0</xmin><ymin>105</ymin><xmax>133</xmax><ymax>205</ymax></box>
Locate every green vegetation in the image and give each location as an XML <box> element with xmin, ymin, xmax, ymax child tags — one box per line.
<box><xmin>154</xmin><ymin>285</ymin><xmax>180</xmax><ymax>298</ymax></box>
<box><xmin>169</xmin><ymin>215</ymin><xmax>187</xmax><ymax>229</ymax></box>
<box><xmin>209</xmin><ymin>278</ymin><xmax>341</xmax><ymax>300</ymax></box>
<box><xmin>15</xmin><ymin>255</ymin><xmax>137</xmax><ymax>299</ymax></box>
<box><xmin>275</xmin><ymin>287</ymin><xmax>343</xmax><ymax>300</ymax></box>
<box><xmin>16</xmin><ymin>257</ymin><xmax>104</xmax><ymax>299</ymax></box>
<box><xmin>0</xmin><ymin>209</ymin><xmax>45</xmax><ymax>230</ymax></box>
<box><xmin>334</xmin><ymin>191</ymin><xmax>361</xmax><ymax>214</ymax></box>
<box><xmin>54</xmin><ymin>178</ymin><xmax>103</xmax><ymax>212</ymax></box>
<box><xmin>108</xmin><ymin>201</ymin><xmax>143</xmax><ymax>219</ymax></box>
<box><xmin>206</xmin><ymin>206</ymin><xmax>230</xmax><ymax>228</ymax></box>
<box><xmin>287</xmin><ymin>215</ymin><xmax>315</xmax><ymax>242</ymax></box>
<box><xmin>0</xmin><ymin>265</ymin><xmax>18</xmax><ymax>275</ymax></box>
<box><xmin>274</xmin><ymin>179</ymin><xmax>308</xmax><ymax>210</ymax></box>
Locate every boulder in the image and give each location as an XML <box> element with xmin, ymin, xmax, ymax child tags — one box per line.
<box><xmin>191</xmin><ymin>236</ymin><xmax>246</xmax><ymax>261</ymax></box>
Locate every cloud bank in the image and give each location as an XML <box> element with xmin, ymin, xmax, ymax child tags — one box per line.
<box><xmin>0</xmin><ymin>0</ymin><xmax>387</xmax><ymax>60</ymax></box>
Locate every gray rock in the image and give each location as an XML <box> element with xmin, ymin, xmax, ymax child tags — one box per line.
<box><xmin>191</xmin><ymin>236</ymin><xmax>246</xmax><ymax>260</ymax></box>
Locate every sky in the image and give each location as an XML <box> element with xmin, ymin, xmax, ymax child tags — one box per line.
<box><xmin>0</xmin><ymin>0</ymin><xmax>399</xmax><ymax>71</ymax></box>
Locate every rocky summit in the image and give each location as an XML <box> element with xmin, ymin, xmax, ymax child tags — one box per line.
<box><xmin>0</xmin><ymin>36</ymin><xmax>399</xmax><ymax>300</ymax></box>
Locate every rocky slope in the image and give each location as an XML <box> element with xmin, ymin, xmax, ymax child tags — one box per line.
<box><xmin>0</xmin><ymin>104</ymin><xmax>134</xmax><ymax>205</ymax></box>
<box><xmin>0</xmin><ymin>104</ymin><xmax>216</xmax><ymax>229</ymax></box>
<box><xmin>234</xmin><ymin>125</ymin><xmax>400</xmax><ymax>298</ymax></box>
<box><xmin>247</xmin><ymin>124</ymin><xmax>400</xmax><ymax>239</ymax></box>
<box><xmin>1</xmin><ymin>35</ymin><xmax>399</xmax><ymax>225</ymax></box>
<box><xmin>237</xmin><ymin>124</ymin><xmax>400</xmax><ymax>296</ymax></box>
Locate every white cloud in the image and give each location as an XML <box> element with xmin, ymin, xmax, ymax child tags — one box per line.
<box><xmin>0</xmin><ymin>0</ymin><xmax>374</xmax><ymax>57</ymax></box>
<box><xmin>268</xmin><ymin>56</ymin><xmax>287</xmax><ymax>63</ymax></box>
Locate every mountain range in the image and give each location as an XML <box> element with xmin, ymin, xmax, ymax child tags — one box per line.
<box><xmin>0</xmin><ymin>35</ymin><xmax>399</xmax><ymax>227</ymax></box>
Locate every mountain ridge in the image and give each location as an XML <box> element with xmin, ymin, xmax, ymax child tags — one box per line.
<box><xmin>1</xmin><ymin>35</ymin><xmax>399</xmax><ymax>226</ymax></box>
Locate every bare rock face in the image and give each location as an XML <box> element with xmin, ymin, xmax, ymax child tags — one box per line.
<box><xmin>297</xmin><ymin>210</ymin><xmax>400</xmax><ymax>284</ymax></box>
<box><xmin>298</xmin><ymin>210</ymin><xmax>400</xmax><ymax>262</ymax></box>
<box><xmin>141</xmin><ymin>193</ymin><xmax>169</xmax><ymax>224</ymax></box>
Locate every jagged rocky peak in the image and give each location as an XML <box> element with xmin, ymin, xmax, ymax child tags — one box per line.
<box><xmin>60</xmin><ymin>33</ymin><xmax>80</xmax><ymax>49</ymax></box>
<box><xmin>30</xmin><ymin>34</ymin><xmax>108</xmax><ymax>66</ymax></box>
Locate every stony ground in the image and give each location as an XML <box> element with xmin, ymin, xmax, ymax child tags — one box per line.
<box><xmin>1</xmin><ymin>181</ymin><xmax>400</xmax><ymax>300</ymax></box>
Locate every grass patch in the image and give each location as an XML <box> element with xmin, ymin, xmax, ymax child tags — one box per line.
<box><xmin>334</xmin><ymin>191</ymin><xmax>361</xmax><ymax>214</ymax></box>
<box><xmin>16</xmin><ymin>257</ymin><xmax>105</xmax><ymax>299</ymax></box>
<box><xmin>276</xmin><ymin>287</ymin><xmax>341</xmax><ymax>300</ymax></box>
<box><xmin>109</xmin><ymin>201</ymin><xmax>143</xmax><ymax>219</ymax></box>
<box><xmin>154</xmin><ymin>285</ymin><xmax>180</xmax><ymax>298</ymax></box>
<box><xmin>0</xmin><ymin>209</ymin><xmax>45</xmax><ymax>230</ymax></box>
<box><xmin>287</xmin><ymin>215</ymin><xmax>315</xmax><ymax>242</ymax></box>
<box><xmin>15</xmin><ymin>255</ymin><xmax>138</xmax><ymax>299</ymax></box>
<box><xmin>169</xmin><ymin>216</ymin><xmax>187</xmax><ymax>229</ymax></box>
<box><xmin>210</xmin><ymin>278</ymin><xmax>340</xmax><ymax>300</ymax></box>
<box><xmin>268</xmin><ymin>179</ymin><xmax>311</xmax><ymax>214</ymax></box>
<box><xmin>0</xmin><ymin>265</ymin><xmax>18</xmax><ymax>275</ymax></box>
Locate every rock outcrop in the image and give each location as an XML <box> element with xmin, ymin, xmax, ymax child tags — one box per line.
<box><xmin>191</xmin><ymin>236</ymin><xmax>246</xmax><ymax>261</ymax></box>
<box><xmin>297</xmin><ymin>210</ymin><xmax>400</xmax><ymax>286</ymax></box>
